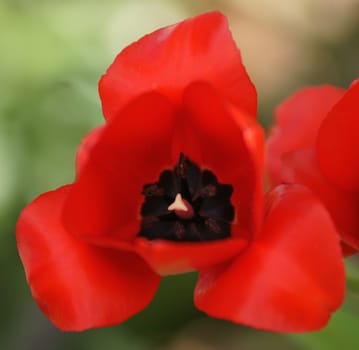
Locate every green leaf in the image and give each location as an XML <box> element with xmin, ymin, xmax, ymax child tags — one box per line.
<box><xmin>346</xmin><ymin>260</ymin><xmax>359</xmax><ymax>296</ymax></box>
<box><xmin>289</xmin><ymin>307</ymin><xmax>359</xmax><ymax>350</ymax></box>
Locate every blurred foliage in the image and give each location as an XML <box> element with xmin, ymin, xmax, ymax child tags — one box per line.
<box><xmin>1</xmin><ymin>0</ymin><xmax>359</xmax><ymax>349</ymax></box>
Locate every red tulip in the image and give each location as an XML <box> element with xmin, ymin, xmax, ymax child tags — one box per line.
<box><xmin>17</xmin><ymin>12</ymin><xmax>345</xmax><ymax>332</ymax></box>
<box><xmin>267</xmin><ymin>79</ymin><xmax>359</xmax><ymax>255</ymax></box>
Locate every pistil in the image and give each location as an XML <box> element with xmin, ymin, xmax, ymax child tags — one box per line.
<box><xmin>168</xmin><ymin>193</ymin><xmax>194</xmax><ymax>219</ymax></box>
<box><xmin>138</xmin><ymin>154</ymin><xmax>234</xmax><ymax>241</ymax></box>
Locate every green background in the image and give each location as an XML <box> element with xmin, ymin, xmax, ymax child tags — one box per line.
<box><xmin>1</xmin><ymin>0</ymin><xmax>359</xmax><ymax>349</ymax></box>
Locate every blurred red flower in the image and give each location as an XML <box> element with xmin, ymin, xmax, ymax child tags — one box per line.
<box><xmin>17</xmin><ymin>12</ymin><xmax>344</xmax><ymax>332</ymax></box>
<box><xmin>267</xmin><ymin>79</ymin><xmax>359</xmax><ymax>255</ymax></box>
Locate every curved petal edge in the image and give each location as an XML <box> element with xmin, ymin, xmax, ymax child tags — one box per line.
<box><xmin>99</xmin><ymin>11</ymin><xmax>257</xmax><ymax>121</ymax></box>
<box><xmin>194</xmin><ymin>184</ymin><xmax>345</xmax><ymax>332</ymax></box>
<box><xmin>16</xmin><ymin>186</ymin><xmax>160</xmax><ymax>331</ymax></box>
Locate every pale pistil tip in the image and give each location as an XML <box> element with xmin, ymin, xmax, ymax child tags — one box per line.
<box><xmin>168</xmin><ymin>193</ymin><xmax>188</xmax><ymax>212</ymax></box>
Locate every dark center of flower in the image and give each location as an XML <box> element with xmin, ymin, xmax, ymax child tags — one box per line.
<box><xmin>137</xmin><ymin>153</ymin><xmax>234</xmax><ymax>242</ymax></box>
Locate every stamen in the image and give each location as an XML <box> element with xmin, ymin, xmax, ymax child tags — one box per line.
<box><xmin>138</xmin><ymin>154</ymin><xmax>234</xmax><ymax>241</ymax></box>
<box><xmin>168</xmin><ymin>193</ymin><xmax>194</xmax><ymax>219</ymax></box>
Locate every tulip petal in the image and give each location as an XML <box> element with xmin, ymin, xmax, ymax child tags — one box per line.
<box><xmin>282</xmin><ymin>148</ymin><xmax>359</xmax><ymax>253</ymax></box>
<box><xmin>75</xmin><ymin>126</ymin><xmax>104</xmax><ymax>175</ymax></box>
<box><xmin>99</xmin><ymin>11</ymin><xmax>256</xmax><ymax>121</ymax></box>
<box><xmin>17</xmin><ymin>186</ymin><xmax>160</xmax><ymax>331</ymax></box>
<box><xmin>266</xmin><ymin>85</ymin><xmax>345</xmax><ymax>185</ymax></box>
<box><xmin>83</xmin><ymin>236</ymin><xmax>248</xmax><ymax>276</ymax></box>
<box><xmin>317</xmin><ymin>79</ymin><xmax>359</xmax><ymax>191</ymax></box>
<box><xmin>177</xmin><ymin>81</ymin><xmax>264</xmax><ymax>238</ymax></box>
<box><xmin>134</xmin><ymin>237</ymin><xmax>248</xmax><ymax>275</ymax></box>
<box><xmin>64</xmin><ymin>92</ymin><xmax>176</xmax><ymax>241</ymax></box>
<box><xmin>194</xmin><ymin>184</ymin><xmax>345</xmax><ymax>332</ymax></box>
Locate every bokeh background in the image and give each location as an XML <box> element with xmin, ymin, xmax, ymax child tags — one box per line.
<box><xmin>1</xmin><ymin>0</ymin><xmax>359</xmax><ymax>349</ymax></box>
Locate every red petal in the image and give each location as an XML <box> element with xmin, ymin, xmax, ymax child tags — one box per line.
<box><xmin>317</xmin><ymin>79</ymin><xmax>359</xmax><ymax>191</ymax></box>
<box><xmin>81</xmin><ymin>236</ymin><xmax>248</xmax><ymax>276</ymax></box>
<box><xmin>194</xmin><ymin>184</ymin><xmax>345</xmax><ymax>332</ymax></box>
<box><xmin>282</xmin><ymin>148</ymin><xmax>359</xmax><ymax>253</ymax></box>
<box><xmin>177</xmin><ymin>81</ymin><xmax>264</xmax><ymax>238</ymax></box>
<box><xmin>134</xmin><ymin>237</ymin><xmax>248</xmax><ymax>275</ymax></box>
<box><xmin>76</xmin><ymin>126</ymin><xmax>104</xmax><ymax>175</ymax></box>
<box><xmin>266</xmin><ymin>86</ymin><xmax>345</xmax><ymax>185</ymax></box>
<box><xmin>16</xmin><ymin>186</ymin><xmax>160</xmax><ymax>331</ymax></box>
<box><xmin>63</xmin><ymin>92</ymin><xmax>176</xmax><ymax>241</ymax></box>
<box><xmin>99</xmin><ymin>11</ymin><xmax>256</xmax><ymax>121</ymax></box>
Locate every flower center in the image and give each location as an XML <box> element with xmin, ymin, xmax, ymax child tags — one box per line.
<box><xmin>137</xmin><ymin>153</ymin><xmax>234</xmax><ymax>241</ymax></box>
